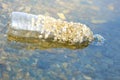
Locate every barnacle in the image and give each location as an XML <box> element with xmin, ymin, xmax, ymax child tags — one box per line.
<box><xmin>8</xmin><ymin>12</ymin><xmax>94</xmax><ymax>46</ymax></box>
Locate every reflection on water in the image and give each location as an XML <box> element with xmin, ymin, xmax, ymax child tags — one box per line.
<box><xmin>0</xmin><ymin>0</ymin><xmax>120</xmax><ymax>80</ymax></box>
<box><xmin>7</xmin><ymin>34</ymin><xmax>90</xmax><ymax>50</ymax></box>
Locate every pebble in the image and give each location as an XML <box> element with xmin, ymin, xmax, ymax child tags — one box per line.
<box><xmin>0</xmin><ymin>57</ymin><xmax>7</xmax><ymax>60</ymax></box>
<box><xmin>58</xmin><ymin>74</ymin><xmax>67</xmax><ymax>80</ymax></box>
<box><xmin>25</xmin><ymin>72</ymin><xmax>30</xmax><ymax>80</ymax></box>
<box><xmin>57</xmin><ymin>13</ymin><xmax>66</xmax><ymax>20</ymax></box>
<box><xmin>18</xmin><ymin>7</ymin><xmax>24</xmax><ymax>11</ymax></box>
<box><xmin>1</xmin><ymin>3</ymin><xmax>8</xmax><ymax>9</ymax></box>
<box><xmin>68</xmin><ymin>53</ymin><xmax>77</xmax><ymax>58</ymax></box>
<box><xmin>6</xmin><ymin>65</ymin><xmax>11</xmax><ymax>71</ymax></box>
<box><xmin>90</xmin><ymin>6</ymin><xmax>100</xmax><ymax>11</ymax></box>
<box><xmin>91</xmin><ymin>19</ymin><xmax>107</xmax><ymax>24</ymax></box>
<box><xmin>2</xmin><ymin>72</ymin><xmax>9</xmax><ymax>80</ymax></box>
<box><xmin>85</xmin><ymin>64</ymin><xmax>95</xmax><ymax>71</ymax></box>
<box><xmin>108</xmin><ymin>4</ymin><xmax>114</xmax><ymax>11</ymax></box>
<box><xmin>62</xmin><ymin>62</ymin><xmax>68</xmax><ymax>68</ymax></box>
<box><xmin>72</xmin><ymin>77</ymin><xmax>76</xmax><ymax>80</ymax></box>
<box><xmin>95</xmin><ymin>52</ymin><xmax>102</xmax><ymax>58</ymax></box>
<box><xmin>24</xmin><ymin>6</ymin><xmax>31</xmax><ymax>12</ymax></box>
<box><xmin>83</xmin><ymin>75</ymin><xmax>92</xmax><ymax>80</ymax></box>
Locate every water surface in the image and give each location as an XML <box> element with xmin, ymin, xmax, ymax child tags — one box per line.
<box><xmin>0</xmin><ymin>0</ymin><xmax>120</xmax><ymax>80</ymax></box>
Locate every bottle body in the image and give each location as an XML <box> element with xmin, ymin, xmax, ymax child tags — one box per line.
<box><xmin>8</xmin><ymin>12</ymin><xmax>94</xmax><ymax>44</ymax></box>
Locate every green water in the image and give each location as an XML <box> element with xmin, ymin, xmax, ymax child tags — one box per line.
<box><xmin>0</xmin><ymin>0</ymin><xmax>120</xmax><ymax>80</ymax></box>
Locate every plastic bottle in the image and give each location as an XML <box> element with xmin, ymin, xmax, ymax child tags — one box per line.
<box><xmin>8</xmin><ymin>12</ymin><xmax>94</xmax><ymax>45</ymax></box>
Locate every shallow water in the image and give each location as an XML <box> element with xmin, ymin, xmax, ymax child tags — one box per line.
<box><xmin>0</xmin><ymin>0</ymin><xmax>120</xmax><ymax>80</ymax></box>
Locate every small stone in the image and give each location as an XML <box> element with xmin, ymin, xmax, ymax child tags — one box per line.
<box><xmin>83</xmin><ymin>75</ymin><xmax>92</xmax><ymax>80</ymax></box>
<box><xmin>90</xmin><ymin>6</ymin><xmax>100</xmax><ymax>11</ymax></box>
<box><xmin>57</xmin><ymin>13</ymin><xmax>66</xmax><ymax>20</ymax></box>
<box><xmin>91</xmin><ymin>19</ymin><xmax>107</xmax><ymax>24</ymax></box>
<box><xmin>1</xmin><ymin>3</ymin><xmax>8</xmax><ymax>9</ymax></box>
<box><xmin>68</xmin><ymin>53</ymin><xmax>77</xmax><ymax>58</ymax></box>
<box><xmin>25</xmin><ymin>72</ymin><xmax>30</xmax><ymax>80</ymax></box>
<box><xmin>85</xmin><ymin>64</ymin><xmax>95</xmax><ymax>71</ymax></box>
<box><xmin>1</xmin><ymin>56</ymin><xmax>6</xmax><ymax>60</ymax></box>
<box><xmin>59</xmin><ymin>74</ymin><xmax>67</xmax><ymax>80</ymax></box>
<box><xmin>6</xmin><ymin>66</ymin><xmax>11</xmax><ymax>71</ymax></box>
<box><xmin>18</xmin><ymin>7</ymin><xmax>24</xmax><ymax>11</ymax></box>
<box><xmin>95</xmin><ymin>52</ymin><xmax>102</xmax><ymax>58</ymax></box>
<box><xmin>63</xmin><ymin>10</ymin><xmax>70</xmax><ymax>14</ymax></box>
<box><xmin>2</xmin><ymin>72</ymin><xmax>9</xmax><ymax>80</ymax></box>
<box><xmin>56</xmin><ymin>64</ymin><xmax>60</xmax><ymax>68</ymax></box>
<box><xmin>25</xmin><ymin>7</ymin><xmax>31</xmax><ymax>12</ymax></box>
<box><xmin>62</xmin><ymin>62</ymin><xmax>68</xmax><ymax>68</ymax></box>
<box><xmin>72</xmin><ymin>77</ymin><xmax>76</xmax><ymax>80</ymax></box>
<box><xmin>108</xmin><ymin>4</ymin><xmax>114</xmax><ymax>11</ymax></box>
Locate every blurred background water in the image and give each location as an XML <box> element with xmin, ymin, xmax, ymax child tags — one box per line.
<box><xmin>0</xmin><ymin>0</ymin><xmax>120</xmax><ymax>80</ymax></box>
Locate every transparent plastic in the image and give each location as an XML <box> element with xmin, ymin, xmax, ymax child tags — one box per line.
<box><xmin>7</xmin><ymin>12</ymin><xmax>94</xmax><ymax>49</ymax></box>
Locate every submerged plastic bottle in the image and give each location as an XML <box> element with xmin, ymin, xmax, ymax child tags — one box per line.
<box><xmin>7</xmin><ymin>12</ymin><xmax>94</xmax><ymax>49</ymax></box>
